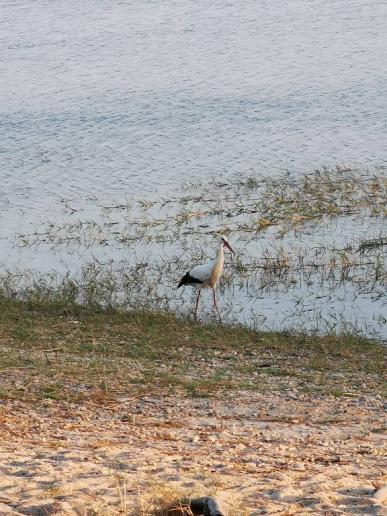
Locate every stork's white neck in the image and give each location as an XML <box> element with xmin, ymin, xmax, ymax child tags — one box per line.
<box><xmin>216</xmin><ymin>241</ymin><xmax>224</xmax><ymax>261</ymax></box>
<box><xmin>208</xmin><ymin>242</ymin><xmax>225</xmax><ymax>287</ymax></box>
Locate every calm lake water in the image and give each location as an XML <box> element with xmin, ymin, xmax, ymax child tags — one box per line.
<box><xmin>0</xmin><ymin>1</ymin><xmax>386</xmax><ymax>337</ymax></box>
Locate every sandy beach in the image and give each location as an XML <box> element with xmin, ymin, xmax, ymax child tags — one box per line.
<box><xmin>1</xmin><ymin>389</ymin><xmax>386</xmax><ymax>514</ymax></box>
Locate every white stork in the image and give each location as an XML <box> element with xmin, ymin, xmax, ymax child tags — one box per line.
<box><xmin>178</xmin><ymin>235</ymin><xmax>234</xmax><ymax>320</ymax></box>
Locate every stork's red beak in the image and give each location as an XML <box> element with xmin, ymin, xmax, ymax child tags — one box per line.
<box><xmin>223</xmin><ymin>241</ymin><xmax>234</xmax><ymax>254</ymax></box>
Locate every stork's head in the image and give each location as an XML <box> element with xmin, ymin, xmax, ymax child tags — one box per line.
<box><xmin>220</xmin><ymin>235</ymin><xmax>234</xmax><ymax>254</ymax></box>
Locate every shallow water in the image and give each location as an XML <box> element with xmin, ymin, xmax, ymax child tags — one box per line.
<box><xmin>1</xmin><ymin>0</ymin><xmax>387</xmax><ymax>233</ymax></box>
<box><xmin>1</xmin><ymin>1</ymin><xmax>386</xmax><ymax>337</ymax></box>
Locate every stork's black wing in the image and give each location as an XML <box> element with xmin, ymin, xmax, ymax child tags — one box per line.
<box><xmin>177</xmin><ymin>272</ymin><xmax>203</xmax><ymax>288</ymax></box>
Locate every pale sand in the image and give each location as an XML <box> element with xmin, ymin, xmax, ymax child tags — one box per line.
<box><xmin>0</xmin><ymin>391</ymin><xmax>386</xmax><ymax>515</ymax></box>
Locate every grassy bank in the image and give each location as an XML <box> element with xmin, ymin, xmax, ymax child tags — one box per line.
<box><xmin>0</xmin><ymin>297</ymin><xmax>385</xmax><ymax>404</ymax></box>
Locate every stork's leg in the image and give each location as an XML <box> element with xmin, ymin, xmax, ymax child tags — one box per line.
<box><xmin>212</xmin><ymin>287</ymin><xmax>222</xmax><ymax>321</ymax></box>
<box><xmin>194</xmin><ymin>289</ymin><xmax>201</xmax><ymax>321</ymax></box>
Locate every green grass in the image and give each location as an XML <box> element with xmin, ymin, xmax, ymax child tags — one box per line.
<box><xmin>0</xmin><ymin>296</ymin><xmax>385</xmax><ymax>403</ymax></box>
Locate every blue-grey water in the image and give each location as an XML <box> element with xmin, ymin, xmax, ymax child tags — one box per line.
<box><xmin>0</xmin><ymin>0</ymin><xmax>386</xmax><ymax>337</ymax></box>
<box><xmin>1</xmin><ymin>0</ymin><xmax>387</xmax><ymax>229</ymax></box>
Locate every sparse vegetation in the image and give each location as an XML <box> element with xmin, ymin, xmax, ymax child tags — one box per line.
<box><xmin>15</xmin><ymin>166</ymin><xmax>387</xmax><ymax>248</ymax></box>
<box><xmin>0</xmin><ymin>296</ymin><xmax>386</xmax><ymax>514</ymax></box>
<box><xmin>7</xmin><ymin>166</ymin><xmax>386</xmax><ymax>338</ymax></box>
<box><xmin>0</xmin><ymin>297</ymin><xmax>385</xmax><ymax>404</ymax></box>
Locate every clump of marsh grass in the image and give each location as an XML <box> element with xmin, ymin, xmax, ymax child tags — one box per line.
<box><xmin>15</xmin><ymin>167</ymin><xmax>386</xmax><ymax>249</ymax></box>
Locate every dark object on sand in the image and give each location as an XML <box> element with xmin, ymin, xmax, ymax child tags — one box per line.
<box><xmin>190</xmin><ymin>496</ymin><xmax>225</xmax><ymax>516</ymax></box>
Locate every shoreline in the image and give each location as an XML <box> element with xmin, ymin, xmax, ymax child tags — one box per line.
<box><xmin>0</xmin><ymin>299</ymin><xmax>386</xmax><ymax>514</ymax></box>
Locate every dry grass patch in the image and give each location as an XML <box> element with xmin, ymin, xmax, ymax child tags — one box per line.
<box><xmin>0</xmin><ymin>298</ymin><xmax>385</xmax><ymax>403</ymax></box>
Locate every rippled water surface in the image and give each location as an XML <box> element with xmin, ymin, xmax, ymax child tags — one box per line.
<box><xmin>1</xmin><ymin>1</ymin><xmax>386</xmax><ymax>337</ymax></box>
<box><xmin>1</xmin><ymin>0</ymin><xmax>387</xmax><ymax>230</ymax></box>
